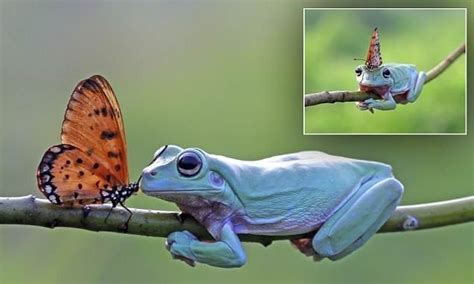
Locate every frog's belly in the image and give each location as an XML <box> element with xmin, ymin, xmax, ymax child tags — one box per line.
<box><xmin>393</xmin><ymin>90</ymin><xmax>409</xmax><ymax>104</ymax></box>
<box><xmin>231</xmin><ymin>210</ymin><xmax>329</xmax><ymax>236</ymax></box>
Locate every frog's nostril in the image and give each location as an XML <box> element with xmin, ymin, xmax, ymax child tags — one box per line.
<box><xmin>150</xmin><ymin>171</ymin><xmax>157</xmax><ymax>176</ymax></box>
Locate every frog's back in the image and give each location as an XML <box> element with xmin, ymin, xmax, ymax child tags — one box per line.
<box><xmin>210</xmin><ymin>151</ymin><xmax>393</xmax><ymax>235</ymax></box>
<box><xmin>386</xmin><ymin>63</ymin><xmax>418</xmax><ymax>93</ymax></box>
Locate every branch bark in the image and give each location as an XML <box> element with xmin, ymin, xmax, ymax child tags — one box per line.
<box><xmin>304</xmin><ymin>43</ymin><xmax>466</xmax><ymax>107</ymax></box>
<box><xmin>1</xmin><ymin>195</ymin><xmax>473</xmax><ymax>246</ymax></box>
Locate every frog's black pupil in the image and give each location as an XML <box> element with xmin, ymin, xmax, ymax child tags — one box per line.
<box><xmin>180</xmin><ymin>155</ymin><xmax>198</xmax><ymax>169</ymax></box>
<box><xmin>177</xmin><ymin>152</ymin><xmax>202</xmax><ymax>177</ymax></box>
<box><xmin>383</xmin><ymin>69</ymin><xmax>390</xmax><ymax>77</ymax></box>
<box><xmin>355</xmin><ymin>68</ymin><xmax>362</xmax><ymax>76</ymax></box>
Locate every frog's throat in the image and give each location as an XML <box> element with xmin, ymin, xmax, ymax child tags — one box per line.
<box><xmin>359</xmin><ymin>84</ymin><xmax>390</xmax><ymax>97</ymax></box>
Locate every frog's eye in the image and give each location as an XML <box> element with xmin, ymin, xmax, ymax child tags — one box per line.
<box><xmin>382</xmin><ymin>68</ymin><xmax>391</xmax><ymax>78</ymax></box>
<box><xmin>177</xmin><ymin>151</ymin><xmax>202</xmax><ymax>177</ymax></box>
<box><xmin>355</xmin><ymin>67</ymin><xmax>362</xmax><ymax>77</ymax></box>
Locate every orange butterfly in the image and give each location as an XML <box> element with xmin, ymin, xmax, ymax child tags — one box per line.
<box><xmin>36</xmin><ymin>75</ymin><xmax>138</xmax><ymax>210</ymax></box>
<box><xmin>365</xmin><ymin>27</ymin><xmax>382</xmax><ymax>70</ymax></box>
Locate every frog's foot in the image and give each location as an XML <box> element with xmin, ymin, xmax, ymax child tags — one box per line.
<box><xmin>165</xmin><ymin>223</ymin><xmax>246</xmax><ymax>268</ymax></box>
<box><xmin>291</xmin><ymin>238</ymin><xmax>315</xmax><ymax>256</ymax></box>
<box><xmin>291</xmin><ymin>238</ymin><xmax>324</xmax><ymax>261</ymax></box>
<box><xmin>364</xmin><ymin>97</ymin><xmax>396</xmax><ymax>111</ymax></box>
<box><xmin>312</xmin><ymin>177</ymin><xmax>403</xmax><ymax>260</ymax></box>
<box><xmin>355</xmin><ymin>101</ymin><xmax>369</xmax><ymax>111</ymax></box>
<box><xmin>166</xmin><ymin>231</ymin><xmax>198</xmax><ymax>267</ymax></box>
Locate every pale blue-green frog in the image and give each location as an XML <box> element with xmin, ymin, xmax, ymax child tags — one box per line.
<box><xmin>140</xmin><ymin>145</ymin><xmax>403</xmax><ymax>268</ymax></box>
<box><xmin>355</xmin><ymin>64</ymin><xmax>427</xmax><ymax>111</ymax></box>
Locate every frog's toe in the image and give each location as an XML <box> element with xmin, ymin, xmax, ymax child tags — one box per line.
<box><xmin>166</xmin><ymin>231</ymin><xmax>199</xmax><ymax>265</ymax></box>
<box><xmin>166</xmin><ymin>237</ymin><xmax>196</xmax><ymax>265</ymax></box>
<box><xmin>355</xmin><ymin>101</ymin><xmax>368</xmax><ymax>110</ymax></box>
<box><xmin>167</xmin><ymin>230</ymin><xmax>198</xmax><ymax>246</ymax></box>
<box><xmin>168</xmin><ymin>242</ymin><xmax>197</xmax><ymax>266</ymax></box>
<box><xmin>290</xmin><ymin>238</ymin><xmax>316</xmax><ymax>257</ymax></box>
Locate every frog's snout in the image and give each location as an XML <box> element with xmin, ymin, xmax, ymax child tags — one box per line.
<box><xmin>140</xmin><ymin>166</ymin><xmax>158</xmax><ymax>189</ymax></box>
<box><xmin>142</xmin><ymin>167</ymin><xmax>157</xmax><ymax>179</ymax></box>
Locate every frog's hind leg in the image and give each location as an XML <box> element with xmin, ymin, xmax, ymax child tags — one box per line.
<box><xmin>407</xmin><ymin>71</ymin><xmax>426</xmax><ymax>103</ymax></box>
<box><xmin>312</xmin><ymin>177</ymin><xmax>403</xmax><ymax>260</ymax></box>
<box><xmin>325</xmin><ymin>203</ymin><xmax>398</xmax><ymax>261</ymax></box>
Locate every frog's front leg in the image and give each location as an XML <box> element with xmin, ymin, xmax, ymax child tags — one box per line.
<box><xmin>355</xmin><ymin>94</ymin><xmax>396</xmax><ymax>111</ymax></box>
<box><xmin>166</xmin><ymin>222</ymin><xmax>246</xmax><ymax>268</ymax></box>
<box><xmin>312</xmin><ymin>177</ymin><xmax>403</xmax><ymax>260</ymax></box>
<box><xmin>364</xmin><ymin>94</ymin><xmax>397</xmax><ymax>111</ymax></box>
<box><xmin>407</xmin><ymin>71</ymin><xmax>426</xmax><ymax>103</ymax></box>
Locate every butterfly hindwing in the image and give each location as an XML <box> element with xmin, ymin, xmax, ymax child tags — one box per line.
<box><xmin>36</xmin><ymin>144</ymin><xmax>123</xmax><ymax>206</ymax></box>
<box><xmin>60</xmin><ymin>75</ymin><xmax>129</xmax><ymax>185</ymax></box>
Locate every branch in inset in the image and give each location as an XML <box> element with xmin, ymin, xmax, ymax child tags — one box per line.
<box><xmin>1</xmin><ymin>195</ymin><xmax>473</xmax><ymax>246</ymax></box>
<box><xmin>304</xmin><ymin>43</ymin><xmax>466</xmax><ymax>107</ymax></box>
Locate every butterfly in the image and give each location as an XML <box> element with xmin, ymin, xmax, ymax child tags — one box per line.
<box><xmin>365</xmin><ymin>27</ymin><xmax>382</xmax><ymax>70</ymax></box>
<box><xmin>36</xmin><ymin>75</ymin><xmax>139</xmax><ymax>212</ymax></box>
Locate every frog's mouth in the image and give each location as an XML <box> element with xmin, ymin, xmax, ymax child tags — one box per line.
<box><xmin>140</xmin><ymin>179</ymin><xmax>219</xmax><ymax>196</ymax></box>
<box><xmin>359</xmin><ymin>84</ymin><xmax>390</xmax><ymax>97</ymax></box>
<box><xmin>142</xmin><ymin>188</ymin><xmax>218</xmax><ymax>195</ymax></box>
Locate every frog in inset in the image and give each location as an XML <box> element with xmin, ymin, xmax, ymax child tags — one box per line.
<box><xmin>355</xmin><ymin>28</ymin><xmax>426</xmax><ymax>112</ymax></box>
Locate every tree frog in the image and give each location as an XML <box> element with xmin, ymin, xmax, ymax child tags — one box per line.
<box><xmin>355</xmin><ymin>28</ymin><xmax>426</xmax><ymax>111</ymax></box>
<box><xmin>140</xmin><ymin>145</ymin><xmax>403</xmax><ymax>268</ymax></box>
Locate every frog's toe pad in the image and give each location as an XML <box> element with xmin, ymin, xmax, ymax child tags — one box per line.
<box><xmin>167</xmin><ymin>230</ymin><xmax>198</xmax><ymax>246</ymax></box>
<box><xmin>169</xmin><ymin>243</ymin><xmax>196</xmax><ymax>266</ymax></box>
<box><xmin>355</xmin><ymin>101</ymin><xmax>368</xmax><ymax>110</ymax></box>
<box><xmin>166</xmin><ymin>231</ymin><xmax>198</xmax><ymax>266</ymax></box>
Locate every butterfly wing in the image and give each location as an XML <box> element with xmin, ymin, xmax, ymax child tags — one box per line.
<box><xmin>60</xmin><ymin>75</ymin><xmax>129</xmax><ymax>184</ymax></box>
<box><xmin>365</xmin><ymin>27</ymin><xmax>382</xmax><ymax>70</ymax></box>
<box><xmin>36</xmin><ymin>144</ymin><xmax>123</xmax><ymax>206</ymax></box>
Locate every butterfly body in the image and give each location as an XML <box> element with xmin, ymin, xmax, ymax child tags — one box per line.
<box><xmin>36</xmin><ymin>75</ymin><xmax>137</xmax><ymax>208</ymax></box>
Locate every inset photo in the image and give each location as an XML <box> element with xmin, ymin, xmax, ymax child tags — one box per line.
<box><xmin>303</xmin><ymin>8</ymin><xmax>466</xmax><ymax>135</ymax></box>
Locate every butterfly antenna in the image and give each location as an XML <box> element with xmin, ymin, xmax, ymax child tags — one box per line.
<box><xmin>353</xmin><ymin>58</ymin><xmax>366</xmax><ymax>61</ymax></box>
<box><xmin>136</xmin><ymin>174</ymin><xmax>143</xmax><ymax>185</ymax></box>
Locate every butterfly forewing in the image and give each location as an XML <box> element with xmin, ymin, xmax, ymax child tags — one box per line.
<box><xmin>60</xmin><ymin>75</ymin><xmax>129</xmax><ymax>184</ymax></box>
<box><xmin>365</xmin><ymin>28</ymin><xmax>382</xmax><ymax>70</ymax></box>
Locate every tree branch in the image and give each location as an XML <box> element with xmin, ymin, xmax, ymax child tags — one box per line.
<box><xmin>304</xmin><ymin>43</ymin><xmax>466</xmax><ymax>107</ymax></box>
<box><xmin>1</xmin><ymin>195</ymin><xmax>472</xmax><ymax>246</ymax></box>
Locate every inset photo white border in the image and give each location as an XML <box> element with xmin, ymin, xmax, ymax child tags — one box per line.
<box><xmin>302</xmin><ymin>8</ymin><xmax>468</xmax><ymax>135</ymax></box>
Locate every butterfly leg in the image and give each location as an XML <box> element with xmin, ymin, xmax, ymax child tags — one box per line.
<box><xmin>119</xmin><ymin>201</ymin><xmax>133</xmax><ymax>232</ymax></box>
<box><xmin>104</xmin><ymin>207</ymin><xmax>114</xmax><ymax>224</ymax></box>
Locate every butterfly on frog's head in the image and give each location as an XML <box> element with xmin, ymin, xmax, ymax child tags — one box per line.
<box><xmin>354</xmin><ymin>27</ymin><xmax>383</xmax><ymax>71</ymax></box>
<box><xmin>36</xmin><ymin>75</ymin><xmax>139</xmax><ymax>208</ymax></box>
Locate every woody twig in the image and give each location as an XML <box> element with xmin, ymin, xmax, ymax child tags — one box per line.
<box><xmin>304</xmin><ymin>43</ymin><xmax>465</xmax><ymax>107</ymax></box>
<box><xmin>0</xmin><ymin>195</ymin><xmax>473</xmax><ymax>246</ymax></box>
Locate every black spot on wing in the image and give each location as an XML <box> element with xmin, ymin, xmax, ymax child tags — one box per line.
<box><xmin>100</xmin><ymin>130</ymin><xmax>117</xmax><ymax>140</ymax></box>
<box><xmin>107</xmin><ymin>151</ymin><xmax>119</xmax><ymax>158</ymax></box>
<box><xmin>101</xmin><ymin>107</ymin><xmax>108</xmax><ymax>117</ymax></box>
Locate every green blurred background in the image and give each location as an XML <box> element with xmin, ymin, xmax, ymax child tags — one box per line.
<box><xmin>305</xmin><ymin>9</ymin><xmax>466</xmax><ymax>134</ymax></box>
<box><xmin>0</xmin><ymin>1</ymin><xmax>472</xmax><ymax>284</ymax></box>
